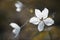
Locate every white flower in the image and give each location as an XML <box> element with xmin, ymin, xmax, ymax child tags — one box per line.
<box><xmin>10</xmin><ymin>23</ymin><xmax>21</xmax><ymax>38</ymax></box>
<box><xmin>29</xmin><ymin>8</ymin><xmax>54</xmax><ymax>32</ymax></box>
<box><xmin>15</xmin><ymin>1</ymin><xmax>23</xmax><ymax>12</ymax></box>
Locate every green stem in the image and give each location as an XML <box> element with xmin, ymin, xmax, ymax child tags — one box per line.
<box><xmin>48</xmin><ymin>31</ymin><xmax>52</xmax><ymax>40</ymax></box>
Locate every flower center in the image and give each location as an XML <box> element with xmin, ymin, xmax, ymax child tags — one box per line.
<box><xmin>40</xmin><ymin>18</ymin><xmax>43</xmax><ymax>21</ymax></box>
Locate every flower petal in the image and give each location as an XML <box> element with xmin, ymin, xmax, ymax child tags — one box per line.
<box><xmin>16</xmin><ymin>8</ymin><xmax>21</xmax><ymax>12</ymax></box>
<box><xmin>38</xmin><ymin>21</ymin><xmax>44</xmax><ymax>32</ymax></box>
<box><xmin>15</xmin><ymin>1</ymin><xmax>23</xmax><ymax>8</ymax></box>
<box><xmin>29</xmin><ymin>17</ymin><xmax>40</xmax><ymax>25</ymax></box>
<box><xmin>13</xmin><ymin>29</ymin><xmax>20</xmax><ymax>38</ymax></box>
<box><xmin>10</xmin><ymin>23</ymin><xmax>20</xmax><ymax>29</ymax></box>
<box><xmin>42</xmin><ymin>8</ymin><xmax>49</xmax><ymax>19</ymax></box>
<box><xmin>35</xmin><ymin>9</ymin><xmax>42</xmax><ymax>19</ymax></box>
<box><xmin>44</xmin><ymin>18</ymin><xmax>54</xmax><ymax>26</ymax></box>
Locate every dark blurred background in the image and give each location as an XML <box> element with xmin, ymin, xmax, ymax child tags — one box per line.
<box><xmin>0</xmin><ymin>0</ymin><xmax>60</xmax><ymax>40</ymax></box>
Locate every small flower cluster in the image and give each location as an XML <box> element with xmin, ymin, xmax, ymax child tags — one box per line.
<box><xmin>9</xmin><ymin>1</ymin><xmax>54</xmax><ymax>38</ymax></box>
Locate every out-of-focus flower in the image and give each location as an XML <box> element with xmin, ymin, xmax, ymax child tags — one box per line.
<box><xmin>15</xmin><ymin>1</ymin><xmax>23</xmax><ymax>12</ymax></box>
<box><xmin>10</xmin><ymin>23</ymin><xmax>21</xmax><ymax>38</ymax></box>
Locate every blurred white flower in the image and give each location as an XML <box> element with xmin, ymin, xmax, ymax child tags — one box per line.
<box><xmin>10</xmin><ymin>23</ymin><xmax>21</xmax><ymax>38</ymax></box>
<box><xmin>15</xmin><ymin>1</ymin><xmax>23</xmax><ymax>12</ymax></box>
<box><xmin>29</xmin><ymin>8</ymin><xmax>54</xmax><ymax>32</ymax></box>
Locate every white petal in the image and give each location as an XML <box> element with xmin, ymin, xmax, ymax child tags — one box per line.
<box><xmin>16</xmin><ymin>8</ymin><xmax>21</xmax><ymax>12</ymax></box>
<box><xmin>13</xmin><ymin>29</ymin><xmax>20</xmax><ymax>38</ymax></box>
<box><xmin>35</xmin><ymin>9</ymin><xmax>42</xmax><ymax>19</ymax></box>
<box><xmin>42</xmin><ymin>8</ymin><xmax>49</xmax><ymax>19</ymax></box>
<box><xmin>10</xmin><ymin>23</ymin><xmax>20</xmax><ymax>29</ymax></box>
<box><xmin>29</xmin><ymin>17</ymin><xmax>40</xmax><ymax>25</ymax></box>
<box><xmin>38</xmin><ymin>21</ymin><xmax>44</xmax><ymax>32</ymax></box>
<box><xmin>15</xmin><ymin>1</ymin><xmax>23</xmax><ymax>8</ymax></box>
<box><xmin>44</xmin><ymin>18</ymin><xmax>54</xmax><ymax>26</ymax></box>
<box><xmin>13</xmin><ymin>29</ymin><xmax>16</xmax><ymax>34</ymax></box>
